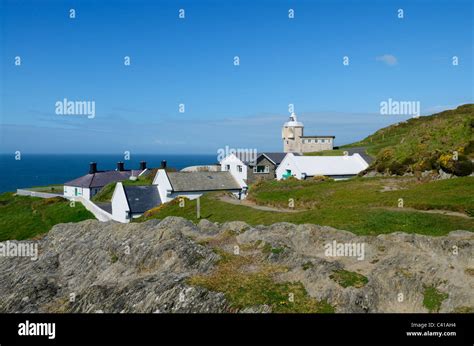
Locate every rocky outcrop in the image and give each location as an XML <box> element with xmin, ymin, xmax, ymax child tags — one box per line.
<box><xmin>0</xmin><ymin>218</ymin><xmax>228</xmax><ymax>313</ymax></box>
<box><xmin>0</xmin><ymin>217</ymin><xmax>472</xmax><ymax>313</ymax></box>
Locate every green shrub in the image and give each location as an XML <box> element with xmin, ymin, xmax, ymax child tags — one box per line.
<box><xmin>452</xmin><ymin>160</ymin><xmax>473</xmax><ymax>176</ymax></box>
<box><xmin>388</xmin><ymin>161</ymin><xmax>407</xmax><ymax>175</ymax></box>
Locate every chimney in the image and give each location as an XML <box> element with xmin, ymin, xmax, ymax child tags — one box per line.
<box><xmin>89</xmin><ymin>162</ymin><xmax>97</xmax><ymax>174</ymax></box>
<box><xmin>140</xmin><ymin>161</ymin><xmax>147</xmax><ymax>170</ymax></box>
<box><xmin>117</xmin><ymin>162</ymin><xmax>125</xmax><ymax>171</ymax></box>
<box><xmin>161</xmin><ymin>160</ymin><xmax>167</xmax><ymax>169</ymax></box>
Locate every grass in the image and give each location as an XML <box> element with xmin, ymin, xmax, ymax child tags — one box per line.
<box><xmin>262</xmin><ymin>243</ymin><xmax>285</xmax><ymax>255</ymax></box>
<box><xmin>342</xmin><ymin>104</ymin><xmax>474</xmax><ymax>174</ymax></box>
<box><xmin>422</xmin><ymin>286</ymin><xmax>449</xmax><ymax>312</ymax></box>
<box><xmin>329</xmin><ymin>269</ymin><xmax>368</xmax><ymax>288</ymax></box>
<box><xmin>0</xmin><ymin>192</ymin><xmax>95</xmax><ymax>241</ymax></box>
<box><xmin>138</xmin><ymin>176</ymin><xmax>474</xmax><ymax>236</ymax></box>
<box><xmin>188</xmin><ymin>249</ymin><xmax>334</xmax><ymax>313</ymax></box>
<box><xmin>304</xmin><ymin>149</ymin><xmax>346</xmax><ymax>156</ymax></box>
<box><xmin>249</xmin><ymin>175</ymin><xmax>474</xmax><ymax>216</ymax></box>
<box><xmin>28</xmin><ymin>184</ymin><xmax>64</xmax><ymax>194</ymax></box>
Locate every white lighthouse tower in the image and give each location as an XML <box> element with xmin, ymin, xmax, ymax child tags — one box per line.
<box><xmin>282</xmin><ymin>113</ymin><xmax>304</xmax><ymax>153</ymax></box>
<box><xmin>281</xmin><ymin>113</ymin><xmax>335</xmax><ymax>153</ymax></box>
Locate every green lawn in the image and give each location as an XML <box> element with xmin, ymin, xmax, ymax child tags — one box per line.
<box><xmin>303</xmin><ymin>149</ymin><xmax>346</xmax><ymax>156</ymax></box>
<box><xmin>139</xmin><ymin>176</ymin><xmax>474</xmax><ymax>236</ymax></box>
<box><xmin>0</xmin><ymin>192</ymin><xmax>95</xmax><ymax>241</ymax></box>
<box><xmin>29</xmin><ymin>184</ymin><xmax>64</xmax><ymax>194</ymax></box>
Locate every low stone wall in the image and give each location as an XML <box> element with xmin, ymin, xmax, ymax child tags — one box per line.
<box><xmin>16</xmin><ymin>189</ymin><xmax>63</xmax><ymax>199</ymax></box>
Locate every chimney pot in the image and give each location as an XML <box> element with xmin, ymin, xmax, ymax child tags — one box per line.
<box><xmin>89</xmin><ymin>162</ymin><xmax>97</xmax><ymax>174</ymax></box>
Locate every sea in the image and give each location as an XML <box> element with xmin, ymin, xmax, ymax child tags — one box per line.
<box><xmin>0</xmin><ymin>154</ymin><xmax>218</xmax><ymax>193</ymax></box>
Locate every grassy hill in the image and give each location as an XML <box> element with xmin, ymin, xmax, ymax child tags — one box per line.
<box><xmin>0</xmin><ymin>193</ymin><xmax>94</xmax><ymax>241</ymax></box>
<box><xmin>138</xmin><ymin>105</ymin><xmax>474</xmax><ymax>236</ymax></box>
<box><xmin>138</xmin><ymin>176</ymin><xmax>474</xmax><ymax>236</ymax></box>
<box><xmin>342</xmin><ymin>104</ymin><xmax>474</xmax><ymax>175</ymax></box>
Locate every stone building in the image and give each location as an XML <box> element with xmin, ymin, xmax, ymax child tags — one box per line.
<box><xmin>282</xmin><ymin>113</ymin><xmax>335</xmax><ymax>153</ymax></box>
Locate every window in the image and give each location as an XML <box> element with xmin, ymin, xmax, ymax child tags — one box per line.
<box><xmin>237</xmin><ymin>165</ymin><xmax>242</xmax><ymax>172</ymax></box>
<box><xmin>225</xmin><ymin>164</ymin><xmax>230</xmax><ymax>171</ymax></box>
<box><xmin>254</xmin><ymin>165</ymin><xmax>268</xmax><ymax>173</ymax></box>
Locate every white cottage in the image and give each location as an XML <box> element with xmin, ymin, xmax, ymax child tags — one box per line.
<box><xmin>111</xmin><ymin>183</ymin><xmax>161</xmax><ymax>223</ymax></box>
<box><xmin>219</xmin><ymin>153</ymin><xmax>248</xmax><ymax>185</ymax></box>
<box><xmin>153</xmin><ymin>169</ymin><xmax>247</xmax><ymax>203</ymax></box>
<box><xmin>64</xmin><ymin>161</ymin><xmax>146</xmax><ymax>200</ymax></box>
<box><xmin>276</xmin><ymin>153</ymin><xmax>369</xmax><ymax>180</ymax></box>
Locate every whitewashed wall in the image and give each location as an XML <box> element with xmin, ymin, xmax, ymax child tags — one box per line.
<box><xmin>276</xmin><ymin>154</ymin><xmax>302</xmax><ymax>180</ymax></box>
<box><xmin>111</xmin><ymin>183</ymin><xmax>130</xmax><ymax>223</ymax></box>
<box><xmin>220</xmin><ymin>154</ymin><xmax>248</xmax><ymax>183</ymax></box>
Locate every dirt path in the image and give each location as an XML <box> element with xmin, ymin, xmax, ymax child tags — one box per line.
<box><xmin>378</xmin><ymin>207</ymin><xmax>472</xmax><ymax>219</ymax></box>
<box><xmin>217</xmin><ymin>195</ymin><xmax>300</xmax><ymax>213</ymax></box>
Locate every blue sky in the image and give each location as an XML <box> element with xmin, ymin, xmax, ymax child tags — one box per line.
<box><xmin>0</xmin><ymin>0</ymin><xmax>472</xmax><ymax>154</ymax></box>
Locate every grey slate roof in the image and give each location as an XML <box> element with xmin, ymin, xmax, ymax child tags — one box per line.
<box><xmin>260</xmin><ymin>152</ymin><xmax>288</xmax><ymax>165</ymax></box>
<box><xmin>252</xmin><ymin>152</ymin><xmax>301</xmax><ymax>166</ymax></box>
<box><xmin>123</xmin><ymin>186</ymin><xmax>161</xmax><ymax>214</ymax></box>
<box><xmin>167</xmin><ymin>171</ymin><xmax>241</xmax><ymax>192</ymax></box>
<box><xmin>65</xmin><ymin>170</ymin><xmax>143</xmax><ymax>188</ymax></box>
<box><xmin>344</xmin><ymin>147</ymin><xmax>373</xmax><ymax>164</ymax></box>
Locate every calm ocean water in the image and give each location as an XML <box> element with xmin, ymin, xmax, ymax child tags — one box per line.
<box><xmin>0</xmin><ymin>154</ymin><xmax>217</xmax><ymax>193</ymax></box>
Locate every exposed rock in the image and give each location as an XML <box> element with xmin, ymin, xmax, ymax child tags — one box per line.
<box><xmin>0</xmin><ymin>218</ymin><xmax>229</xmax><ymax>313</ymax></box>
<box><xmin>239</xmin><ymin>304</ymin><xmax>272</xmax><ymax>313</ymax></box>
<box><xmin>237</xmin><ymin>224</ymin><xmax>473</xmax><ymax>313</ymax></box>
<box><xmin>437</xmin><ymin>169</ymin><xmax>454</xmax><ymax>180</ymax></box>
<box><xmin>0</xmin><ymin>217</ymin><xmax>472</xmax><ymax>313</ymax></box>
